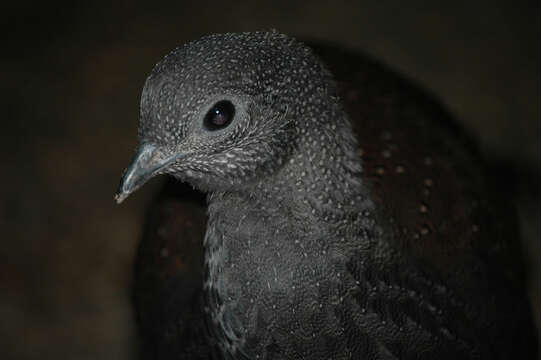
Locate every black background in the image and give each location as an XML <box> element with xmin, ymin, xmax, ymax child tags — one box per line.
<box><xmin>3</xmin><ymin>1</ymin><xmax>540</xmax><ymax>359</ymax></box>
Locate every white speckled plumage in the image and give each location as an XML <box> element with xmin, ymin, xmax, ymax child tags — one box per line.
<box><xmin>118</xmin><ymin>31</ymin><xmax>538</xmax><ymax>359</ymax></box>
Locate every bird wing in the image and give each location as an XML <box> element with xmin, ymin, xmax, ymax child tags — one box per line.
<box><xmin>133</xmin><ymin>179</ymin><xmax>216</xmax><ymax>359</ymax></box>
<box><xmin>310</xmin><ymin>43</ymin><xmax>536</xmax><ymax>359</ymax></box>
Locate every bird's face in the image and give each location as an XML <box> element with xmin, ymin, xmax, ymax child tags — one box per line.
<box><xmin>116</xmin><ymin>32</ymin><xmax>330</xmax><ymax>202</ymax></box>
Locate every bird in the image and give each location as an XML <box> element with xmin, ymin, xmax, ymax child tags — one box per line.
<box><xmin>116</xmin><ymin>31</ymin><xmax>538</xmax><ymax>359</ymax></box>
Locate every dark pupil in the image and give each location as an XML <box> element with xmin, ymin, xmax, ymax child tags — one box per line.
<box><xmin>204</xmin><ymin>100</ymin><xmax>235</xmax><ymax>130</ymax></box>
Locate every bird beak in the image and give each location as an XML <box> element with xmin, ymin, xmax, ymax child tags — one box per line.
<box><xmin>115</xmin><ymin>143</ymin><xmax>177</xmax><ymax>204</ymax></box>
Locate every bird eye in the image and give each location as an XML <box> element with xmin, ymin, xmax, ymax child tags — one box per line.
<box><xmin>203</xmin><ymin>100</ymin><xmax>235</xmax><ymax>131</ymax></box>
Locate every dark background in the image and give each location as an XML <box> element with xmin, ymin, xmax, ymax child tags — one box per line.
<box><xmin>3</xmin><ymin>1</ymin><xmax>540</xmax><ymax>359</ymax></box>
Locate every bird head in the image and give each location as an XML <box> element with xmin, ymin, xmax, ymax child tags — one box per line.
<box><xmin>116</xmin><ymin>31</ymin><xmax>339</xmax><ymax>203</ymax></box>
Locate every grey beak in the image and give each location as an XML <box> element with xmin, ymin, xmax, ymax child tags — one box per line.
<box><xmin>115</xmin><ymin>143</ymin><xmax>175</xmax><ymax>204</ymax></box>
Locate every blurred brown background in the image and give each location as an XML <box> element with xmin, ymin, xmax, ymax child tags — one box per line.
<box><xmin>2</xmin><ymin>1</ymin><xmax>540</xmax><ymax>359</ymax></box>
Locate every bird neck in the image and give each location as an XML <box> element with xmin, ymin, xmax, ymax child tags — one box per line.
<box><xmin>202</xmin><ymin>109</ymin><xmax>378</xmax><ymax>318</ymax></box>
<box><xmin>201</xmin><ymin>109</ymin><xmax>375</xmax><ymax>284</ymax></box>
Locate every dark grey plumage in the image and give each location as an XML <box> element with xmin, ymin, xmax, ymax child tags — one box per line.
<box><xmin>117</xmin><ymin>31</ymin><xmax>538</xmax><ymax>359</ymax></box>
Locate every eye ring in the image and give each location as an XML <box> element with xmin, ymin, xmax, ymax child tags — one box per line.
<box><xmin>203</xmin><ymin>100</ymin><xmax>235</xmax><ymax>131</ymax></box>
